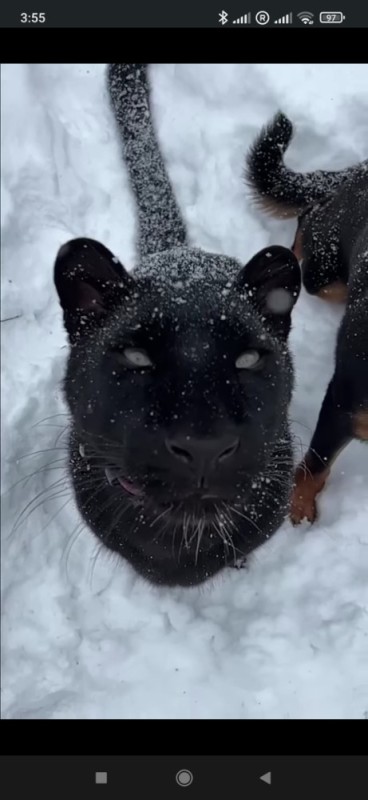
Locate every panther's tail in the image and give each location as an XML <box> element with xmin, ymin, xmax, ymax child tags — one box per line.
<box><xmin>108</xmin><ymin>64</ymin><xmax>187</xmax><ymax>258</ymax></box>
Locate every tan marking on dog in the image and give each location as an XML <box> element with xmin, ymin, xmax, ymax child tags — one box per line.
<box><xmin>252</xmin><ymin>195</ymin><xmax>300</xmax><ymax>219</ymax></box>
<box><xmin>292</xmin><ymin>226</ymin><xmax>304</xmax><ymax>262</ymax></box>
<box><xmin>353</xmin><ymin>410</ymin><xmax>368</xmax><ymax>441</ymax></box>
<box><xmin>290</xmin><ymin>437</ymin><xmax>351</xmax><ymax>525</ymax></box>
<box><xmin>290</xmin><ymin>463</ymin><xmax>330</xmax><ymax>525</ymax></box>
<box><xmin>316</xmin><ymin>281</ymin><xmax>348</xmax><ymax>304</ymax></box>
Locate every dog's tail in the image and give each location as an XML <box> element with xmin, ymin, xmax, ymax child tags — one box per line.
<box><xmin>107</xmin><ymin>64</ymin><xmax>187</xmax><ymax>258</ymax></box>
<box><xmin>246</xmin><ymin>112</ymin><xmax>365</xmax><ymax>218</ymax></box>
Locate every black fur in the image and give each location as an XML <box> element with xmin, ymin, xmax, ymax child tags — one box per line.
<box><xmin>246</xmin><ymin>111</ymin><xmax>368</xmax><ymax>522</ymax></box>
<box><xmin>108</xmin><ymin>63</ymin><xmax>187</xmax><ymax>257</ymax></box>
<box><xmin>53</xmin><ymin>66</ymin><xmax>301</xmax><ymax>584</ymax></box>
<box><xmin>246</xmin><ymin>111</ymin><xmax>366</xmax><ymax>215</ymax></box>
<box><xmin>299</xmin><ymin>189</ymin><xmax>368</xmax><ymax>492</ymax></box>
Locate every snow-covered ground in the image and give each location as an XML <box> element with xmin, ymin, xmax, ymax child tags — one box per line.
<box><xmin>1</xmin><ymin>64</ymin><xmax>368</xmax><ymax>720</ymax></box>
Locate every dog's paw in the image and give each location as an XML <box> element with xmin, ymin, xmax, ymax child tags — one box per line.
<box><xmin>290</xmin><ymin>488</ymin><xmax>318</xmax><ymax>525</ymax></box>
<box><xmin>289</xmin><ymin>463</ymin><xmax>329</xmax><ymax>526</ymax></box>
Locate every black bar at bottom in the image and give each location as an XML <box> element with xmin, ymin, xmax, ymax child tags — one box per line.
<box><xmin>1</xmin><ymin>755</ymin><xmax>367</xmax><ymax>798</ymax></box>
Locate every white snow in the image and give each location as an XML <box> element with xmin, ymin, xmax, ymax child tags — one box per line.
<box><xmin>1</xmin><ymin>63</ymin><xmax>368</xmax><ymax>720</ymax></box>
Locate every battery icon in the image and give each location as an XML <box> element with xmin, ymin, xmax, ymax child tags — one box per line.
<box><xmin>319</xmin><ymin>11</ymin><xmax>346</xmax><ymax>22</ymax></box>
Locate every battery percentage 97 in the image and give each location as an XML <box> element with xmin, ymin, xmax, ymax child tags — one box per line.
<box><xmin>319</xmin><ymin>12</ymin><xmax>346</xmax><ymax>22</ymax></box>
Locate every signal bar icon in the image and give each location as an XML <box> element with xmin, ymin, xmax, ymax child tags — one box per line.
<box><xmin>233</xmin><ymin>12</ymin><xmax>251</xmax><ymax>23</ymax></box>
<box><xmin>274</xmin><ymin>12</ymin><xmax>293</xmax><ymax>23</ymax></box>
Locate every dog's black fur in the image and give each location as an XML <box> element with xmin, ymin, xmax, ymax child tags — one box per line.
<box><xmin>53</xmin><ymin>66</ymin><xmax>301</xmax><ymax>586</ymax></box>
<box><xmin>246</xmin><ymin>112</ymin><xmax>368</xmax><ymax>523</ymax></box>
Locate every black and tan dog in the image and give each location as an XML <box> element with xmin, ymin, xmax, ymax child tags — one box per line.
<box><xmin>246</xmin><ymin>113</ymin><xmax>368</xmax><ymax>523</ymax></box>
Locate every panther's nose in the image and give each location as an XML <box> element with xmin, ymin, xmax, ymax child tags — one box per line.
<box><xmin>164</xmin><ymin>435</ymin><xmax>240</xmax><ymax>477</ymax></box>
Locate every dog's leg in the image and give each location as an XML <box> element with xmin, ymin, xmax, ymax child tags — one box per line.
<box><xmin>315</xmin><ymin>282</ymin><xmax>349</xmax><ymax>304</ymax></box>
<box><xmin>290</xmin><ymin>377</ymin><xmax>352</xmax><ymax>524</ymax></box>
<box><xmin>293</xmin><ymin>211</ymin><xmax>349</xmax><ymax>303</ymax></box>
<box><xmin>302</xmin><ymin>252</ymin><xmax>348</xmax><ymax>302</ymax></box>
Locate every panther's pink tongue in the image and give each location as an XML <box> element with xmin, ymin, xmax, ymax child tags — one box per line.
<box><xmin>118</xmin><ymin>477</ymin><xmax>143</xmax><ymax>496</ymax></box>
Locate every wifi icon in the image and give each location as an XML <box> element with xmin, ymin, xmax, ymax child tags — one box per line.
<box><xmin>297</xmin><ymin>11</ymin><xmax>315</xmax><ymax>24</ymax></box>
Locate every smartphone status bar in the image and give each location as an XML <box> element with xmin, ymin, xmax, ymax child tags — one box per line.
<box><xmin>0</xmin><ymin>2</ymin><xmax>366</xmax><ymax>28</ymax></box>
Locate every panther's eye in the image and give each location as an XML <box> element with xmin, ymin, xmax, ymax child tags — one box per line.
<box><xmin>115</xmin><ymin>348</ymin><xmax>153</xmax><ymax>368</ymax></box>
<box><xmin>235</xmin><ymin>350</ymin><xmax>261</xmax><ymax>369</ymax></box>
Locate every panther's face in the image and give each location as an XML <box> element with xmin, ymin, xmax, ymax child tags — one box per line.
<box><xmin>55</xmin><ymin>238</ymin><xmax>300</xmax><ymax>578</ymax></box>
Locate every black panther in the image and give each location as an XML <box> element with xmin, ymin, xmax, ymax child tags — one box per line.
<box><xmin>53</xmin><ymin>65</ymin><xmax>301</xmax><ymax>586</ymax></box>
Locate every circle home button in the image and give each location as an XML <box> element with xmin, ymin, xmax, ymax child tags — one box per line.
<box><xmin>176</xmin><ymin>769</ymin><xmax>194</xmax><ymax>787</ymax></box>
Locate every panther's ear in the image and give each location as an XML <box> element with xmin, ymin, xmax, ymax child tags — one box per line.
<box><xmin>54</xmin><ymin>238</ymin><xmax>135</xmax><ymax>341</ymax></box>
<box><xmin>234</xmin><ymin>246</ymin><xmax>301</xmax><ymax>338</ymax></box>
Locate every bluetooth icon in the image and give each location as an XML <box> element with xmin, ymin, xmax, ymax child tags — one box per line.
<box><xmin>219</xmin><ymin>10</ymin><xmax>228</xmax><ymax>24</ymax></box>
